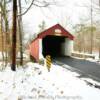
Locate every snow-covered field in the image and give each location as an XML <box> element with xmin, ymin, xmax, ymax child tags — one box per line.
<box><xmin>0</xmin><ymin>62</ymin><xmax>100</xmax><ymax>100</ymax></box>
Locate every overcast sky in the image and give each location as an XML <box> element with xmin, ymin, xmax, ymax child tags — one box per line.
<box><xmin>20</xmin><ymin>0</ymin><xmax>99</xmax><ymax>39</ymax></box>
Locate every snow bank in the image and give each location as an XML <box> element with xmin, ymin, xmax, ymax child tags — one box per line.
<box><xmin>0</xmin><ymin>62</ymin><xmax>100</xmax><ymax>100</ymax></box>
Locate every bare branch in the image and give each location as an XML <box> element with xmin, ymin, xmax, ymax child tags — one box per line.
<box><xmin>17</xmin><ymin>0</ymin><xmax>35</xmax><ymax>16</ymax></box>
<box><xmin>17</xmin><ymin>0</ymin><xmax>57</xmax><ymax>16</ymax></box>
<box><xmin>33</xmin><ymin>3</ymin><xmax>49</xmax><ymax>7</ymax></box>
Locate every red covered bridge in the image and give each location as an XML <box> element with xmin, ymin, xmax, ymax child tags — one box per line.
<box><xmin>29</xmin><ymin>24</ymin><xmax>74</xmax><ymax>62</ymax></box>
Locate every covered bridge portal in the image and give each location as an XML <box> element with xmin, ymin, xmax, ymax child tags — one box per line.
<box><xmin>42</xmin><ymin>35</ymin><xmax>66</xmax><ymax>57</ymax></box>
<box><xmin>29</xmin><ymin>24</ymin><xmax>74</xmax><ymax>62</ymax></box>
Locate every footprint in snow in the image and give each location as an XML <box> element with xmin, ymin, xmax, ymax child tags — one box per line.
<box><xmin>60</xmin><ymin>90</ymin><xmax>64</xmax><ymax>94</ymax></box>
<box><xmin>31</xmin><ymin>88</ymin><xmax>37</xmax><ymax>92</ymax></box>
<box><xmin>52</xmin><ymin>83</ymin><xmax>55</xmax><ymax>86</ymax></box>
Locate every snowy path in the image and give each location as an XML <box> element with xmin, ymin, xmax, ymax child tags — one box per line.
<box><xmin>0</xmin><ymin>62</ymin><xmax>100</xmax><ymax>100</ymax></box>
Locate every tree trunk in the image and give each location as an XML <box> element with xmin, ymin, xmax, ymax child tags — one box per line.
<box><xmin>18</xmin><ymin>0</ymin><xmax>23</xmax><ymax>66</ymax></box>
<box><xmin>0</xmin><ymin>8</ymin><xmax>5</xmax><ymax>62</ymax></box>
<box><xmin>11</xmin><ymin>0</ymin><xmax>17</xmax><ymax>71</ymax></box>
<box><xmin>4</xmin><ymin>0</ymin><xmax>9</xmax><ymax>66</ymax></box>
<box><xmin>90</xmin><ymin>0</ymin><xmax>93</xmax><ymax>54</ymax></box>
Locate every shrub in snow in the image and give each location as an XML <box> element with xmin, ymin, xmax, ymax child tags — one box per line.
<box><xmin>39</xmin><ymin>58</ymin><xmax>44</xmax><ymax>65</ymax></box>
<box><xmin>30</xmin><ymin>55</ymin><xmax>36</xmax><ymax>62</ymax></box>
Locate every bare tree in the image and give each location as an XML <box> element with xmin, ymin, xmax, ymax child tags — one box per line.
<box><xmin>90</xmin><ymin>0</ymin><xmax>94</xmax><ymax>54</ymax></box>
<box><xmin>0</xmin><ymin>1</ymin><xmax>5</xmax><ymax>62</ymax></box>
<box><xmin>18</xmin><ymin>0</ymin><xmax>23</xmax><ymax>66</ymax></box>
<box><xmin>38</xmin><ymin>21</ymin><xmax>46</xmax><ymax>32</ymax></box>
<box><xmin>1</xmin><ymin>0</ymin><xmax>57</xmax><ymax>70</ymax></box>
<box><xmin>3</xmin><ymin>0</ymin><xmax>10</xmax><ymax>65</ymax></box>
<box><xmin>11</xmin><ymin>0</ymin><xmax>17</xmax><ymax>71</ymax></box>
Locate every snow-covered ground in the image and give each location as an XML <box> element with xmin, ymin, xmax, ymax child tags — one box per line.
<box><xmin>0</xmin><ymin>62</ymin><xmax>100</xmax><ymax>100</ymax></box>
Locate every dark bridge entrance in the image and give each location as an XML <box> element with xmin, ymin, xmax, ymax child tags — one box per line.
<box><xmin>42</xmin><ymin>35</ymin><xmax>66</xmax><ymax>58</ymax></box>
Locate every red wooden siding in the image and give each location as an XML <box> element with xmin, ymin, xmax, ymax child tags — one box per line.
<box><xmin>30</xmin><ymin>39</ymin><xmax>39</xmax><ymax>61</ymax></box>
<box><xmin>38</xmin><ymin>24</ymin><xmax>74</xmax><ymax>40</ymax></box>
